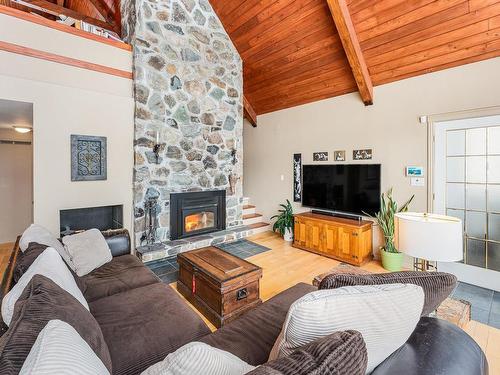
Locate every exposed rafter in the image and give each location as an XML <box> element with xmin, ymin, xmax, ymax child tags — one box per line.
<box><xmin>326</xmin><ymin>0</ymin><xmax>373</xmax><ymax>105</ymax></box>
<box><xmin>243</xmin><ymin>95</ymin><xmax>257</xmax><ymax>127</ymax></box>
<box><xmin>86</xmin><ymin>0</ymin><xmax>117</xmax><ymax>31</ymax></box>
<box><xmin>13</xmin><ymin>0</ymin><xmax>115</xmax><ymax>31</ymax></box>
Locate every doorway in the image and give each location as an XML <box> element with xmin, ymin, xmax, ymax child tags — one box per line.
<box><xmin>432</xmin><ymin>114</ymin><xmax>500</xmax><ymax>292</ymax></box>
<box><xmin>0</xmin><ymin>99</ymin><xmax>33</xmax><ymax>250</ymax></box>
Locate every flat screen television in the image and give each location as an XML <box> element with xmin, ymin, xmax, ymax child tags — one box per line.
<box><xmin>302</xmin><ymin>164</ymin><xmax>381</xmax><ymax>216</ymax></box>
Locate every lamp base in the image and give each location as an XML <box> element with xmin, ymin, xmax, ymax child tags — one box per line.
<box><xmin>413</xmin><ymin>258</ymin><xmax>437</xmax><ymax>272</ymax></box>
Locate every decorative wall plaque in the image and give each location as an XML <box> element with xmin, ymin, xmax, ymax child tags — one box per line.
<box><xmin>293</xmin><ymin>153</ymin><xmax>302</xmax><ymax>202</ymax></box>
<box><xmin>313</xmin><ymin>152</ymin><xmax>328</xmax><ymax>161</ymax></box>
<box><xmin>353</xmin><ymin>149</ymin><xmax>372</xmax><ymax>160</ymax></box>
<box><xmin>71</xmin><ymin>135</ymin><xmax>107</xmax><ymax>181</ymax></box>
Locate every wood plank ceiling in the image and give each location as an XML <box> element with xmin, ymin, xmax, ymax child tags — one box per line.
<box><xmin>209</xmin><ymin>0</ymin><xmax>500</xmax><ymax>115</ymax></box>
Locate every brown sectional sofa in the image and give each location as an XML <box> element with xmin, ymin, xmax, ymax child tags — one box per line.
<box><xmin>1</xmin><ymin>229</ymin><xmax>489</xmax><ymax>375</ymax></box>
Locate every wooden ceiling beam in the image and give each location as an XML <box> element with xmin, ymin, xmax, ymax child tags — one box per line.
<box><xmin>326</xmin><ymin>0</ymin><xmax>373</xmax><ymax>105</ymax></box>
<box><xmin>86</xmin><ymin>0</ymin><xmax>118</xmax><ymax>31</ymax></box>
<box><xmin>13</xmin><ymin>0</ymin><xmax>115</xmax><ymax>31</ymax></box>
<box><xmin>243</xmin><ymin>95</ymin><xmax>257</xmax><ymax>127</ymax></box>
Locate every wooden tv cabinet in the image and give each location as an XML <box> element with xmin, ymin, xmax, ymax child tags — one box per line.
<box><xmin>293</xmin><ymin>212</ymin><xmax>373</xmax><ymax>266</ymax></box>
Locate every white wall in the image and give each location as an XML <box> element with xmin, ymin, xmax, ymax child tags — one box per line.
<box><xmin>244</xmin><ymin>57</ymin><xmax>500</xmax><ymax>253</ymax></box>
<box><xmin>0</xmin><ymin>14</ymin><xmax>134</xmax><ymax>237</ymax></box>
<box><xmin>0</xmin><ymin>129</ymin><xmax>32</xmax><ymax>243</ymax></box>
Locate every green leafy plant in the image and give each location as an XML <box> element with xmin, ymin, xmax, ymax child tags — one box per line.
<box><xmin>364</xmin><ymin>188</ymin><xmax>414</xmax><ymax>253</ymax></box>
<box><xmin>271</xmin><ymin>199</ymin><xmax>294</xmax><ymax>236</ymax></box>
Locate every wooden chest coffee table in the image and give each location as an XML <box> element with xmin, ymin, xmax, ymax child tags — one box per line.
<box><xmin>177</xmin><ymin>246</ymin><xmax>263</xmax><ymax>328</ymax></box>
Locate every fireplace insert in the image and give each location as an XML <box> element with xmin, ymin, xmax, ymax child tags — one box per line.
<box><xmin>170</xmin><ymin>190</ymin><xmax>226</xmax><ymax>240</ymax></box>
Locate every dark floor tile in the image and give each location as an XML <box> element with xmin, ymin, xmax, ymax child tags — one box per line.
<box><xmin>148</xmin><ymin>261</ymin><xmax>176</xmax><ymax>276</ymax></box>
<box><xmin>471</xmin><ymin>306</ymin><xmax>490</xmax><ymax>324</ymax></box>
<box><xmin>167</xmin><ymin>259</ymin><xmax>179</xmax><ymax>270</ymax></box>
<box><xmin>492</xmin><ymin>292</ymin><xmax>500</xmax><ymax>312</ymax></box>
<box><xmin>453</xmin><ymin>284</ymin><xmax>493</xmax><ymax>311</ymax></box>
<box><xmin>160</xmin><ymin>271</ymin><xmax>178</xmax><ymax>284</ymax></box>
<box><xmin>489</xmin><ymin>312</ymin><xmax>500</xmax><ymax>329</ymax></box>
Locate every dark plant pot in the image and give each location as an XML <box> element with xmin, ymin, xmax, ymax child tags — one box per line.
<box><xmin>380</xmin><ymin>248</ymin><xmax>404</xmax><ymax>272</ymax></box>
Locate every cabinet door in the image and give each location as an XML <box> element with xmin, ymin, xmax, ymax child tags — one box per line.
<box><xmin>305</xmin><ymin>220</ymin><xmax>322</xmax><ymax>252</ymax></box>
<box><xmin>294</xmin><ymin>218</ymin><xmax>307</xmax><ymax>247</ymax></box>
<box><xmin>337</xmin><ymin>227</ymin><xmax>360</xmax><ymax>262</ymax></box>
<box><xmin>323</xmin><ymin>224</ymin><xmax>339</xmax><ymax>256</ymax></box>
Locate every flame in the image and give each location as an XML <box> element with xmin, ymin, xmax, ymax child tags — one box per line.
<box><xmin>185</xmin><ymin>212</ymin><xmax>213</xmax><ymax>232</ymax></box>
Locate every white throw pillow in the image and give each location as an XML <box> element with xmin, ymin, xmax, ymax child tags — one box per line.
<box><xmin>62</xmin><ymin>229</ymin><xmax>112</xmax><ymax>277</ymax></box>
<box><xmin>20</xmin><ymin>319</ymin><xmax>110</xmax><ymax>375</ymax></box>
<box><xmin>269</xmin><ymin>284</ymin><xmax>424</xmax><ymax>373</ymax></box>
<box><xmin>1</xmin><ymin>247</ymin><xmax>89</xmax><ymax>326</ymax></box>
<box><xmin>141</xmin><ymin>342</ymin><xmax>255</xmax><ymax>375</ymax></box>
<box><xmin>19</xmin><ymin>224</ymin><xmax>74</xmax><ymax>269</ymax></box>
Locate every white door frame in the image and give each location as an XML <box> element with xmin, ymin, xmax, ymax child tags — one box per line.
<box><xmin>427</xmin><ymin>106</ymin><xmax>500</xmax><ymax>291</ymax></box>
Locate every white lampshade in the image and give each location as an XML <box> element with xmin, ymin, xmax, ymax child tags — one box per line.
<box><xmin>394</xmin><ymin>212</ymin><xmax>463</xmax><ymax>262</ymax></box>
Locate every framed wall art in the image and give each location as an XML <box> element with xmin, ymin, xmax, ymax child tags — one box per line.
<box><xmin>71</xmin><ymin>135</ymin><xmax>107</xmax><ymax>181</ymax></box>
<box><xmin>293</xmin><ymin>153</ymin><xmax>302</xmax><ymax>202</ymax></box>
<box><xmin>334</xmin><ymin>150</ymin><xmax>346</xmax><ymax>161</ymax></box>
<box><xmin>313</xmin><ymin>152</ymin><xmax>328</xmax><ymax>161</ymax></box>
<box><xmin>353</xmin><ymin>149</ymin><xmax>372</xmax><ymax>160</ymax></box>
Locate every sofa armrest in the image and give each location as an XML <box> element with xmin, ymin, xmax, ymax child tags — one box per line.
<box><xmin>372</xmin><ymin>317</ymin><xmax>488</xmax><ymax>375</ymax></box>
<box><xmin>101</xmin><ymin>229</ymin><xmax>131</xmax><ymax>257</ymax></box>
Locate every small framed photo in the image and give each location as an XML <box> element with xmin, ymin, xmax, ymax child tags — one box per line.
<box><xmin>353</xmin><ymin>149</ymin><xmax>372</xmax><ymax>160</ymax></box>
<box><xmin>313</xmin><ymin>152</ymin><xmax>328</xmax><ymax>161</ymax></box>
<box><xmin>406</xmin><ymin>166</ymin><xmax>424</xmax><ymax>177</ymax></box>
<box><xmin>334</xmin><ymin>150</ymin><xmax>346</xmax><ymax>161</ymax></box>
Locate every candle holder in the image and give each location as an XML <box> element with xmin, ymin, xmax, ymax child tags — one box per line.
<box><xmin>153</xmin><ymin>143</ymin><xmax>161</xmax><ymax>164</ymax></box>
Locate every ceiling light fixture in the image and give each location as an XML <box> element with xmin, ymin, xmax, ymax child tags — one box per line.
<box><xmin>13</xmin><ymin>126</ymin><xmax>32</xmax><ymax>134</ymax></box>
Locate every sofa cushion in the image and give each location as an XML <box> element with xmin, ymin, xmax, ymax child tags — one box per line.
<box><xmin>79</xmin><ymin>254</ymin><xmax>160</xmax><ymax>303</ymax></box>
<box><xmin>20</xmin><ymin>320</ymin><xmax>110</xmax><ymax>375</ymax></box>
<box><xmin>0</xmin><ymin>275</ymin><xmax>112</xmax><ymax>374</ymax></box>
<box><xmin>62</xmin><ymin>229</ymin><xmax>113</xmax><ymax>277</ymax></box>
<box><xmin>269</xmin><ymin>284</ymin><xmax>424</xmax><ymax>373</ymax></box>
<box><xmin>13</xmin><ymin>242</ymin><xmax>48</xmax><ymax>283</ymax></box>
<box><xmin>2</xmin><ymin>248</ymin><xmax>89</xmax><ymax>326</ymax></box>
<box><xmin>90</xmin><ymin>282</ymin><xmax>211</xmax><ymax>375</ymax></box>
<box><xmin>200</xmin><ymin>283</ymin><xmax>317</xmax><ymax>366</ymax></box>
<box><xmin>19</xmin><ymin>224</ymin><xmax>73</xmax><ymax>268</ymax></box>
<box><xmin>318</xmin><ymin>271</ymin><xmax>457</xmax><ymax>316</ymax></box>
<box><xmin>248</xmin><ymin>331</ymin><xmax>367</xmax><ymax>375</ymax></box>
<box><xmin>142</xmin><ymin>342</ymin><xmax>255</xmax><ymax>375</ymax></box>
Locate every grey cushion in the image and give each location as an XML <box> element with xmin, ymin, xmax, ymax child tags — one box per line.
<box><xmin>319</xmin><ymin>271</ymin><xmax>457</xmax><ymax>316</ymax></box>
<box><xmin>248</xmin><ymin>331</ymin><xmax>367</xmax><ymax>375</ymax></box>
<box><xmin>0</xmin><ymin>275</ymin><xmax>112</xmax><ymax>374</ymax></box>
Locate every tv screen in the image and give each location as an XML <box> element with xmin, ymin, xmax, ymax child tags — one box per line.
<box><xmin>302</xmin><ymin>164</ymin><xmax>381</xmax><ymax>216</ymax></box>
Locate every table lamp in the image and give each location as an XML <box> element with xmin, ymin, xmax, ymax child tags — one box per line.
<box><xmin>394</xmin><ymin>212</ymin><xmax>463</xmax><ymax>271</ymax></box>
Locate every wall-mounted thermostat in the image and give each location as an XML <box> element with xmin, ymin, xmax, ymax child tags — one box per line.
<box><xmin>406</xmin><ymin>166</ymin><xmax>424</xmax><ymax>177</ymax></box>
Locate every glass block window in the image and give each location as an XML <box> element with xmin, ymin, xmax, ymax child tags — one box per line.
<box><xmin>446</xmin><ymin>126</ymin><xmax>500</xmax><ymax>270</ymax></box>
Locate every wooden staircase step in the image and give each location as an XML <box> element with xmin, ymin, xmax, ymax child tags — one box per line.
<box><xmin>243</xmin><ymin>204</ymin><xmax>256</xmax><ymax>210</ymax></box>
<box><xmin>247</xmin><ymin>222</ymin><xmax>270</xmax><ymax>229</ymax></box>
<box><xmin>243</xmin><ymin>213</ymin><xmax>262</xmax><ymax>220</ymax></box>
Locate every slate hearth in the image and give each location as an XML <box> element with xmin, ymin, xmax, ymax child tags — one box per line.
<box><xmin>137</xmin><ymin>225</ymin><xmax>260</xmax><ymax>263</ymax></box>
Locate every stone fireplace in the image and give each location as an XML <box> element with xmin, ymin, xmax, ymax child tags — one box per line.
<box><xmin>121</xmin><ymin>0</ymin><xmax>244</xmax><ymax>260</ymax></box>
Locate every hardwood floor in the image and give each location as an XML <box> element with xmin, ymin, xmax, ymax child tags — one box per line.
<box><xmin>0</xmin><ymin>242</ymin><xmax>14</xmax><ymax>280</ymax></box>
<box><xmin>173</xmin><ymin>231</ymin><xmax>500</xmax><ymax>372</ymax></box>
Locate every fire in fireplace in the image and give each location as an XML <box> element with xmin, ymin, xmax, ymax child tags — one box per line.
<box><xmin>170</xmin><ymin>190</ymin><xmax>226</xmax><ymax>240</ymax></box>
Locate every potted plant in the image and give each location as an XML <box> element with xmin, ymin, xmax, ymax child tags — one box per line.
<box><xmin>271</xmin><ymin>199</ymin><xmax>294</xmax><ymax>242</ymax></box>
<box><xmin>365</xmin><ymin>189</ymin><xmax>414</xmax><ymax>271</ymax></box>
